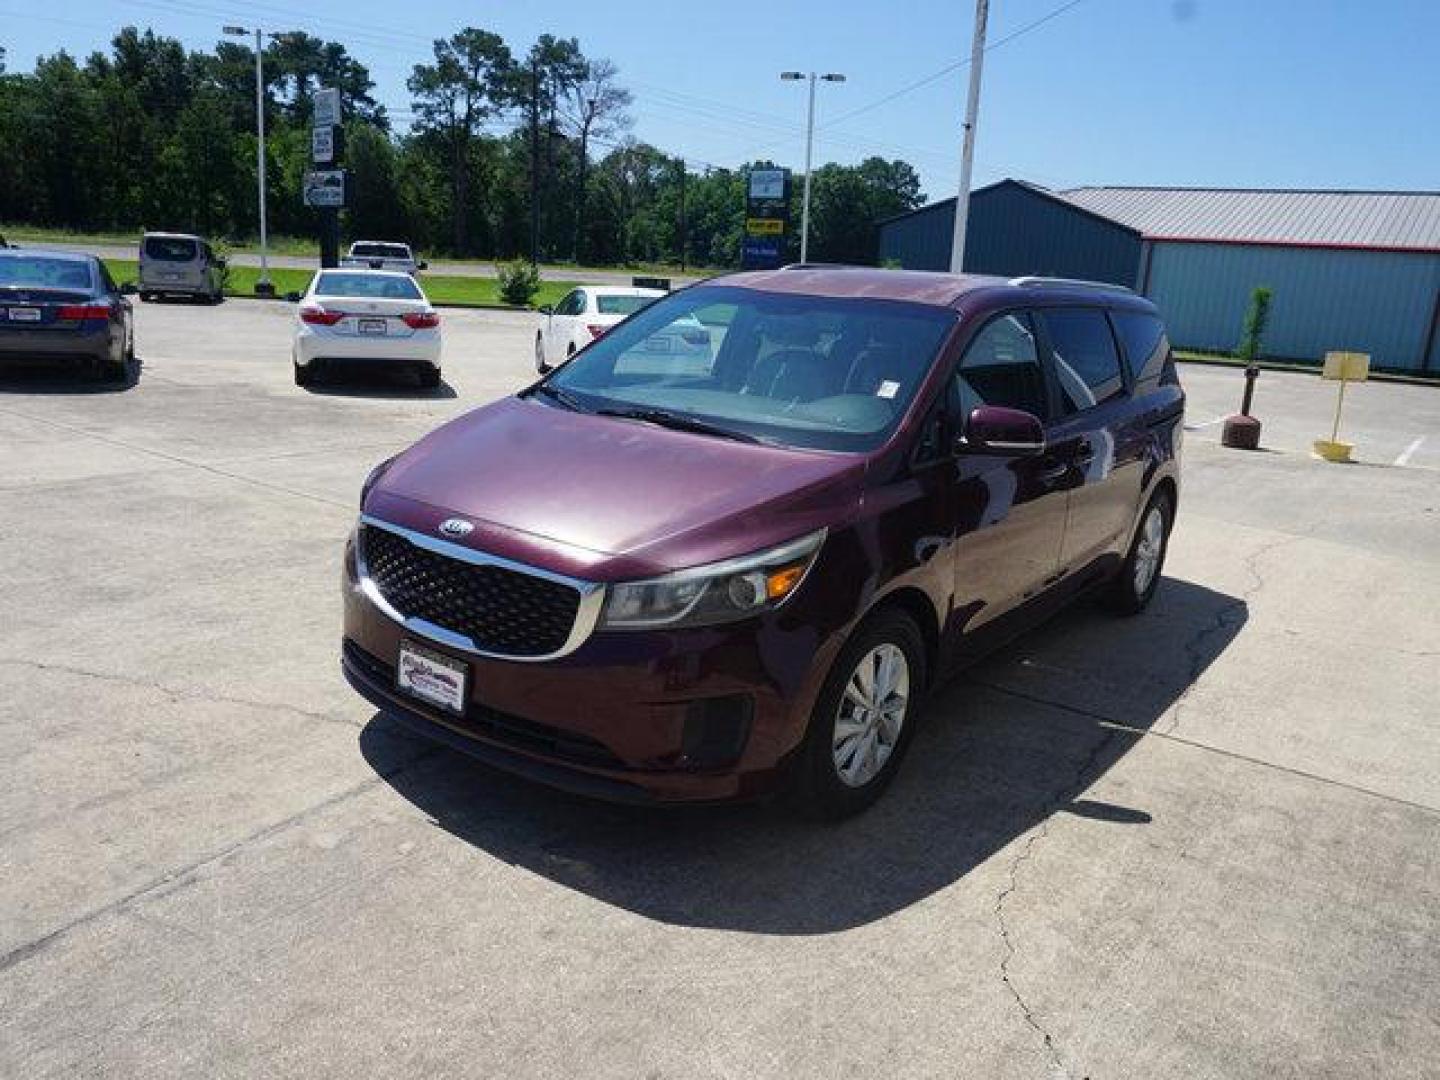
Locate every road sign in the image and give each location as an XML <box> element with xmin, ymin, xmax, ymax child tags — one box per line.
<box><xmin>748</xmin><ymin>169</ymin><xmax>787</xmax><ymax>201</ymax></box>
<box><xmin>742</xmin><ymin>168</ymin><xmax>791</xmax><ymax>270</ymax></box>
<box><xmin>311</xmin><ymin>125</ymin><xmax>335</xmax><ymax>164</ymax></box>
<box><xmin>303</xmin><ymin>169</ymin><xmax>346</xmax><ymax>208</ymax></box>
<box><xmin>313</xmin><ymin>87</ymin><xmax>342</xmax><ymax>128</ymax></box>
<box><xmin>745</xmin><ymin>218</ymin><xmax>785</xmax><ymax>236</ymax></box>
<box><xmin>1322</xmin><ymin>351</ymin><xmax>1370</xmax><ymax>381</ymax></box>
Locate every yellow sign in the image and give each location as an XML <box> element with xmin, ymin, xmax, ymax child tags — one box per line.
<box><xmin>745</xmin><ymin>218</ymin><xmax>785</xmax><ymax>236</ymax></box>
<box><xmin>1322</xmin><ymin>351</ymin><xmax>1370</xmax><ymax>381</ymax></box>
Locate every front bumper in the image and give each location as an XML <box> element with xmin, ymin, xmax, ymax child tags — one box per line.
<box><xmin>341</xmin><ymin>534</ymin><xmax>844</xmax><ymax>804</ymax></box>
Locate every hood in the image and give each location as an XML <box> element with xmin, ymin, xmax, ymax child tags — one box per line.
<box><xmin>365</xmin><ymin>395</ymin><xmax>865</xmax><ymax>581</ymax></box>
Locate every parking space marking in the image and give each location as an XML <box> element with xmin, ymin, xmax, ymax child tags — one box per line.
<box><xmin>1394</xmin><ymin>435</ymin><xmax>1426</xmax><ymax>467</ymax></box>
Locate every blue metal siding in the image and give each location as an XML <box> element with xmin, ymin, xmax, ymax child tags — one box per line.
<box><xmin>1145</xmin><ymin>242</ymin><xmax>1440</xmax><ymax>372</ymax></box>
<box><xmin>877</xmin><ymin>182</ymin><xmax>1143</xmax><ymax>284</ymax></box>
<box><xmin>878</xmin><ymin>201</ymin><xmax>955</xmax><ymax>271</ymax></box>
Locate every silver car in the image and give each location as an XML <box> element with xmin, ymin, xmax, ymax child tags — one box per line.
<box><xmin>138</xmin><ymin>232</ymin><xmax>224</xmax><ymax>303</ymax></box>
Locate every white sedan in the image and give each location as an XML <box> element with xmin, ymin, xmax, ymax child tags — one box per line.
<box><xmin>292</xmin><ymin>269</ymin><xmax>442</xmax><ymax>388</ymax></box>
<box><xmin>535</xmin><ymin>286</ymin><xmax>713</xmax><ymax>374</ymax></box>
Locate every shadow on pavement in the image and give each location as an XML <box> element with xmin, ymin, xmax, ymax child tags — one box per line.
<box><xmin>303</xmin><ymin>369</ymin><xmax>458</xmax><ymax>400</ymax></box>
<box><xmin>0</xmin><ymin>359</ymin><xmax>141</xmax><ymax>394</ymax></box>
<box><xmin>360</xmin><ymin>576</ymin><xmax>1244</xmax><ymax>934</ymax></box>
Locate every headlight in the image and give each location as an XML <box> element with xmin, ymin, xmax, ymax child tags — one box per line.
<box><xmin>360</xmin><ymin>456</ymin><xmax>396</xmax><ymax>508</ymax></box>
<box><xmin>602</xmin><ymin>529</ymin><xmax>826</xmax><ymax>629</ymax></box>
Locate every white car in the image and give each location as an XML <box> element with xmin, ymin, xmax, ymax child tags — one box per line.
<box><xmin>535</xmin><ymin>286</ymin><xmax>713</xmax><ymax>374</ymax></box>
<box><xmin>340</xmin><ymin>241</ymin><xmax>426</xmax><ymax>276</ymax></box>
<box><xmin>292</xmin><ymin>269</ymin><xmax>442</xmax><ymax>388</ymax></box>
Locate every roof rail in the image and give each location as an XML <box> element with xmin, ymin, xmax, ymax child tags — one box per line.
<box><xmin>1007</xmin><ymin>275</ymin><xmax>1133</xmax><ymax>293</ymax></box>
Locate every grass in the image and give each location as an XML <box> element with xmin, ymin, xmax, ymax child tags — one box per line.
<box><xmin>103</xmin><ymin>259</ymin><xmax>574</xmax><ymax>310</ymax></box>
<box><xmin>9</xmin><ymin>223</ymin><xmax>716</xmax><ymax>277</ymax></box>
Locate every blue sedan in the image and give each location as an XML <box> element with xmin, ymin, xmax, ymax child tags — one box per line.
<box><xmin>0</xmin><ymin>250</ymin><xmax>137</xmax><ymax>383</ymax></box>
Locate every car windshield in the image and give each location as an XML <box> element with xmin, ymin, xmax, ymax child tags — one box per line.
<box><xmin>543</xmin><ymin>285</ymin><xmax>957</xmax><ymax>452</ymax></box>
<box><xmin>0</xmin><ymin>255</ymin><xmax>94</xmax><ymax>291</ymax></box>
<box><xmin>143</xmin><ymin>237</ymin><xmax>198</xmax><ymax>261</ymax></box>
<box><xmin>596</xmin><ymin>294</ymin><xmax>656</xmax><ymax>316</ymax></box>
<box><xmin>314</xmin><ymin>273</ymin><xmax>423</xmax><ymax>300</ymax></box>
<box><xmin>351</xmin><ymin>244</ymin><xmax>410</xmax><ymax>259</ymax></box>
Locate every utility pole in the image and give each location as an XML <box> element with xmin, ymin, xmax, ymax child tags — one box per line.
<box><xmin>781</xmin><ymin>70</ymin><xmax>845</xmax><ymax>264</ymax></box>
<box><xmin>529</xmin><ymin>58</ymin><xmax>541</xmax><ymax>267</ymax></box>
<box><xmin>225</xmin><ymin>24</ymin><xmax>294</xmax><ymax>295</ymax></box>
<box><xmin>677</xmin><ymin>160</ymin><xmax>688</xmax><ymax>272</ymax></box>
<box><xmin>949</xmin><ymin>0</ymin><xmax>990</xmax><ymax>274</ymax></box>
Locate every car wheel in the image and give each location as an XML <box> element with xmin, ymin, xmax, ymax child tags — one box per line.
<box><xmin>139</xmin><ymin>292</ymin><xmax>152</xmax><ymax>303</ymax></box>
<box><xmin>535</xmin><ymin>334</ymin><xmax>549</xmax><ymax>373</ymax></box>
<box><xmin>793</xmin><ymin>608</ymin><xmax>926</xmax><ymax>820</ymax></box>
<box><xmin>418</xmin><ymin>366</ymin><xmax>442</xmax><ymax>389</ymax></box>
<box><xmin>1107</xmin><ymin>489</ymin><xmax>1173</xmax><ymax>615</ymax></box>
<box><xmin>293</xmin><ymin>359</ymin><xmax>313</xmax><ymax>387</ymax></box>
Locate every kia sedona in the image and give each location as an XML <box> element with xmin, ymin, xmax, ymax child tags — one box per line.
<box><xmin>0</xmin><ymin>249</ymin><xmax>137</xmax><ymax>383</ymax></box>
<box><xmin>342</xmin><ymin>266</ymin><xmax>1183</xmax><ymax>817</ymax></box>
<box><xmin>292</xmin><ymin>268</ymin><xmax>442</xmax><ymax>388</ymax></box>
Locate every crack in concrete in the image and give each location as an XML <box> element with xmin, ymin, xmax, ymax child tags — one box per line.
<box><xmin>990</xmin><ymin>718</ymin><xmax>1118</xmax><ymax>1080</ymax></box>
<box><xmin>0</xmin><ymin>656</ymin><xmax>357</xmax><ymax>730</ymax></box>
<box><xmin>1162</xmin><ymin>534</ymin><xmax>1301</xmax><ymax>736</ymax></box>
<box><xmin>0</xmin><ymin>744</ymin><xmax>441</xmax><ymax>975</ymax></box>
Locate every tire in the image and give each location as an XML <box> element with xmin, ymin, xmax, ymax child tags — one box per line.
<box><xmin>1107</xmin><ymin>489</ymin><xmax>1173</xmax><ymax>615</ymax></box>
<box><xmin>139</xmin><ymin>292</ymin><xmax>153</xmax><ymax>303</ymax></box>
<box><xmin>418</xmin><ymin>366</ymin><xmax>442</xmax><ymax>389</ymax></box>
<box><xmin>535</xmin><ymin>334</ymin><xmax>549</xmax><ymax>373</ymax></box>
<box><xmin>293</xmin><ymin>359</ymin><xmax>314</xmax><ymax>387</ymax></box>
<box><xmin>792</xmin><ymin>608</ymin><xmax>927</xmax><ymax>820</ymax></box>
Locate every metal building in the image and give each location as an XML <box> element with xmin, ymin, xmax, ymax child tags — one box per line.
<box><xmin>877</xmin><ymin>181</ymin><xmax>1440</xmax><ymax>373</ymax></box>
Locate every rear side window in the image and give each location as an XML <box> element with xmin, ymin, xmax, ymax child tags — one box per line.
<box><xmin>1111</xmin><ymin>311</ymin><xmax>1169</xmax><ymax>386</ymax></box>
<box><xmin>954</xmin><ymin>312</ymin><xmax>1049</xmax><ymax>420</ymax></box>
<box><xmin>596</xmin><ymin>294</ymin><xmax>655</xmax><ymax>316</ymax></box>
<box><xmin>144</xmin><ymin>237</ymin><xmax>198</xmax><ymax>262</ymax></box>
<box><xmin>1041</xmin><ymin>308</ymin><xmax>1125</xmax><ymax>413</ymax></box>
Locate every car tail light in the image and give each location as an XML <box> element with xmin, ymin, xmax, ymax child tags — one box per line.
<box><xmin>401</xmin><ymin>311</ymin><xmax>440</xmax><ymax>329</ymax></box>
<box><xmin>299</xmin><ymin>305</ymin><xmax>345</xmax><ymax>326</ymax></box>
<box><xmin>586</xmin><ymin>323</ymin><xmax>608</xmax><ymax>339</ymax></box>
<box><xmin>57</xmin><ymin>304</ymin><xmax>110</xmax><ymax>321</ymax></box>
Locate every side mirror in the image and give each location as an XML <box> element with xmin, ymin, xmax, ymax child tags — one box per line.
<box><xmin>119</xmin><ymin>282</ymin><xmax>138</xmax><ymax>296</ymax></box>
<box><xmin>416</xmin><ymin>260</ymin><xmax>428</xmax><ymax>271</ymax></box>
<box><xmin>284</xmin><ymin>291</ymin><xmax>302</xmax><ymax>303</ymax></box>
<box><xmin>961</xmin><ymin>405</ymin><xmax>1045</xmax><ymax>455</ymax></box>
<box><xmin>538</xmin><ymin>305</ymin><xmax>553</xmax><ymax>316</ymax></box>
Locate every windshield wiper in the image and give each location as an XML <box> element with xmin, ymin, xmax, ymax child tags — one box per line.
<box><xmin>595</xmin><ymin>406</ymin><xmax>760</xmax><ymax>444</ymax></box>
<box><xmin>528</xmin><ymin>383</ymin><xmax>590</xmax><ymax>413</ymax></box>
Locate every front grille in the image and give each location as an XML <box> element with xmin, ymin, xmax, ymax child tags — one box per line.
<box><xmin>344</xmin><ymin>640</ymin><xmax>624</xmax><ymax>769</ymax></box>
<box><xmin>360</xmin><ymin>524</ymin><xmax>581</xmax><ymax>657</ymax></box>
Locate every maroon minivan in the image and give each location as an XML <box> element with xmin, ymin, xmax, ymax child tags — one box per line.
<box><xmin>343</xmin><ymin>267</ymin><xmax>1183</xmax><ymax>817</ymax></box>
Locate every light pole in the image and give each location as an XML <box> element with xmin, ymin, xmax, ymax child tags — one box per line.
<box><xmin>949</xmin><ymin>0</ymin><xmax>990</xmax><ymax>273</ymax></box>
<box><xmin>223</xmin><ymin>25</ymin><xmax>294</xmax><ymax>295</ymax></box>
<box><xmin>781</xmin><ymin>70</ymin><xmax>845</xmax><ymax>264</ymax></box>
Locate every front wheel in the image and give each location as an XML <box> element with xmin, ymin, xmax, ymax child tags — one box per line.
<box><xmin>1107</xmin><ymin>490</ymin><xmax>1173</xmax><ymax>614</ymax></box>
<box><xmin>792</xmin><ymin>609</ymin><xmax>926</xmax><ymax>820</ymax></box>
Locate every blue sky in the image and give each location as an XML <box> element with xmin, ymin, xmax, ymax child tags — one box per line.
<box><xmin>3</xmin><ymin>0</ymin><xmax>1437</xmax><ymax>204</ymax></box>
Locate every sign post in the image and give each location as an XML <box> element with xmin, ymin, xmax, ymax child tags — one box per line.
<box><xmin>311</xmin><ymin>88</ymin><xmax>343</xmax><ymax>268</ymax></box>
<box><xmin>741</xmin><ymin>168</ymin><xmax>791</xmax><ymax>270</ymax></box>
<box><xmin>1313</xmin><ymin>351</ymin><xmax>1370</xmax><ymax>462</ymax></box>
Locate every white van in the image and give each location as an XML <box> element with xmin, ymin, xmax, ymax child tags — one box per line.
<box><xmin>138</xmin><ymin>232</ymin><xmax>224</xmax><ymax>303</ymax></box>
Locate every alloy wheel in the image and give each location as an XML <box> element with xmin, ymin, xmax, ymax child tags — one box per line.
<box><xmin>832</xmin><ymin>643</ymin><xmax>910</xmax><ymax>788</ymax></box>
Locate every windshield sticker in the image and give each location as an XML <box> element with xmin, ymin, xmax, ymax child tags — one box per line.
<box><xmin>877</xmin><ymin>380</ymin><xmax>900</xmax><ymax>399</ymax></box>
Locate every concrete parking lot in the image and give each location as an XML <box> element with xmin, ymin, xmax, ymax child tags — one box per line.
<box><xmin>2</xmin><ymin>300</ymin><xmax>1438</xmax><ymax>1079</ymax></box>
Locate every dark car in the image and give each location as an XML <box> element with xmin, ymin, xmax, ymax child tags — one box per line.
<box><xmin>0</xmin><ymin>250</ymin><xmax>137</xmax><ymax>382</ymax></box>
<box><xmin>342</xmin><ymin>267</ymin><xmax>1183</xmax><ymax>817</ymax></box>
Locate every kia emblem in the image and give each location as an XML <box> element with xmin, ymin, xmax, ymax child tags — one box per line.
<box><xmin>438</xmin><ymin>518</ymin><xmax>474</xmax><ymax>539</ymax></box>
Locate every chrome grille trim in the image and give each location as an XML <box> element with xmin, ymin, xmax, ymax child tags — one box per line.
<box><xmin>356</xmin><ymin>513</ymin><xmax>606</xmax><ymax>662</ymax></box>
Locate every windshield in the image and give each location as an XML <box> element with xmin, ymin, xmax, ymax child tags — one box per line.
<box><xmin>596</xmin><ymin>294</ymin><xmax>657</xmax><ymax>316</ymax></box>
<box><xmin>314</xmin><ymin>272</ymin><xmax>423</xmax><ymax>300</ymax></box>
<box><xmin>0</xmin><ymin>255</ymin><xmax>94</xmax><ymax>291</ymax></box>
<box><xmin>351</xmin><ymin>243</ymin><xmax>411</xmax><ymax>259</ymax></box>
<box><xmin>543</xmin><ymin>285</ymin><xmax>956</xmax><ymax>452</ymax></box>
<box><xmin>143</xmin><ymin>237</ymin><xmax>198</xmax><ymax>261</ymax></box>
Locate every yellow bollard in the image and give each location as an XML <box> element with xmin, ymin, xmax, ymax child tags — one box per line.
<box><xmin>1313</xmin><ymin>351</ymin><xmax>1369</xmax><ymax>463</ymax></box>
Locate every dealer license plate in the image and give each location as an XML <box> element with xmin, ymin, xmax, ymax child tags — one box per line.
<box><xmin>7</xmin><ymin>307</ymin><xmax>41</xmax><ymax>322</ymax></box>
<box><xmin>396</xmin><ymin>640</ymin><xmax>468</xmax><ymax>715</ymax></box>
<box><xmin>358</xmin><ymin>318</ymin><xmax>387</xmax><ymax>335</ymax></box>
